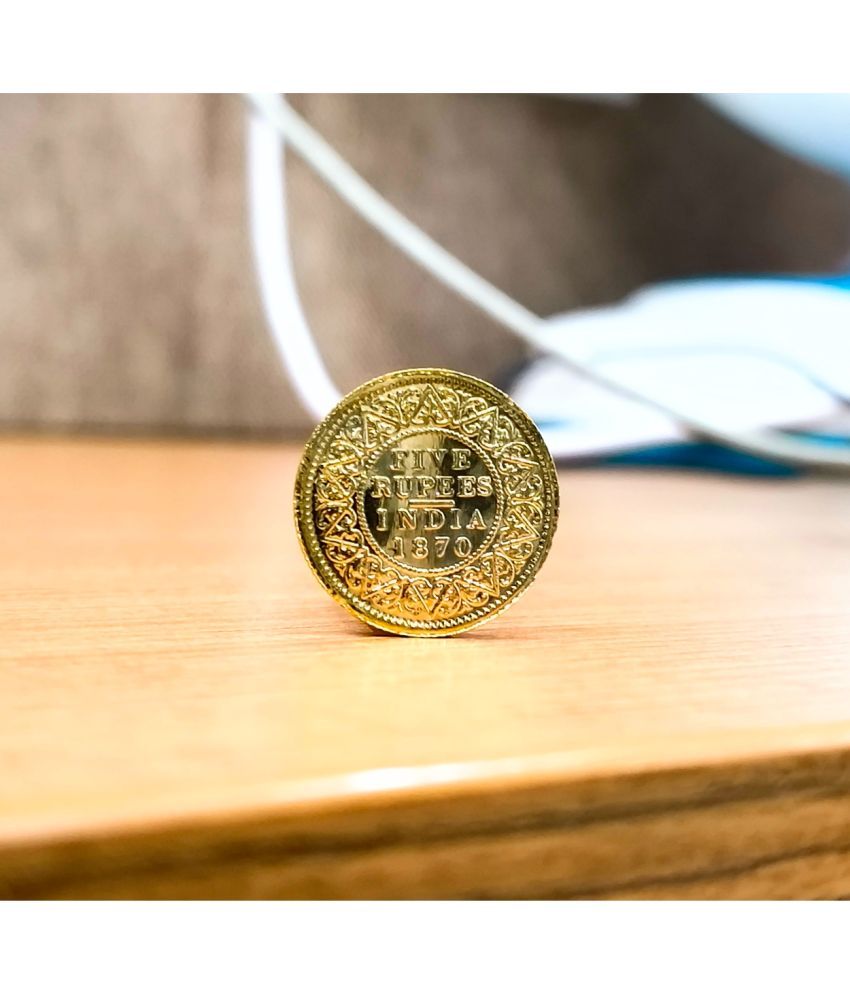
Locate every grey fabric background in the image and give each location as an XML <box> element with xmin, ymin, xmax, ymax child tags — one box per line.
<box><xmin>1</xmin><ymin>93</ymin><xmax>848</xmax><ymax>437</ymax></box>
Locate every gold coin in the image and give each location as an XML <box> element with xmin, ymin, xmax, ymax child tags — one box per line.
<box><xmin>294</xmin><ymin>369</ymin><xmax>559</xmax><ymax>636</ymax></box>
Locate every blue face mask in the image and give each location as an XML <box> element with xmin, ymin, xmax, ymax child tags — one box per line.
<box><xmin>510</xmin><ymin>274</ymin><xmax>850</xmax><ymax>470</ymax></box>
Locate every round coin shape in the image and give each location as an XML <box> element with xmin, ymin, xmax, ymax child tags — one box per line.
<box><xmin>294</xmin><ymin>369</ymin><xmax>559</xmax><ymax>636</ymax></box>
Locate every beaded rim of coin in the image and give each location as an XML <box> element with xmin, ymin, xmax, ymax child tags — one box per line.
<box><xmin>294</xmin><ymin>368</ymin><xmax>559</xmax><ymax>636</ymax></box>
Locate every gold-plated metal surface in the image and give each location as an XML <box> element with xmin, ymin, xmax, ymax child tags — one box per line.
<box><xmin>294</xmin><ymin>369</ymin><xmax>559</xmax><ymax>636</ymax></box>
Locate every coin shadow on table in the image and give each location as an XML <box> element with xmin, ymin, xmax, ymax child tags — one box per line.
<box><xmin>358</xmin><ymin>621</ymin><xmax>532</xmax><ymax>642</ymax></box>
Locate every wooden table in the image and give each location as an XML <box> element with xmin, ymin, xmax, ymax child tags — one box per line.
<box><xmin>2</xmin><ymin>437</ymin><xmax>850</xmax><ymax>899</ymax></box>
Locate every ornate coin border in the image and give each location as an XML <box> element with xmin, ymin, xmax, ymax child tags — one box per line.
<box><xmin>293</xmin><ymin>369</ymin><xmax>560</xmax><ymax>636</ymax></box>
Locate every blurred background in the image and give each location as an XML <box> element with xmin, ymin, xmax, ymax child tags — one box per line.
<box><xmin>1</xmin><ymin>92</ymin><xmax>849</xmax><ymax>441</ymax></box>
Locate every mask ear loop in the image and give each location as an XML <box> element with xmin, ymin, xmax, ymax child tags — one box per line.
<box><xmin>246</xmin><ymin>98</ymin><xmax>341</xmax><ymax>421</ymax></box>
<box><xmin>246</xmin><ymin>92</ymin><xmax>850</xmax><ymax>472</ymax></box>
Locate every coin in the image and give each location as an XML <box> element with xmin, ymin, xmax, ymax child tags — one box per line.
<box><xmin>294</xmin><ymin>369</ymin><xmax>559</xmax><ymax>636</ymax></box>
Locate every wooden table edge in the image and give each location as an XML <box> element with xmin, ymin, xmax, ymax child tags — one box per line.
<box><xmin>4</xmin><ymin>721</ymin><xmax>850</xmax><ymax>898</ymax></box>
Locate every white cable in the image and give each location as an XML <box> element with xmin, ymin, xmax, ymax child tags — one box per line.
<box><xmin>246</xmin><ymin>104</ymin><xmax>341</xmax><ymax>421</ymax></box>
<box><xmin>245</xmin><ymin>92</ymin><xmax>850</xmax><ymax>471</ymax></box>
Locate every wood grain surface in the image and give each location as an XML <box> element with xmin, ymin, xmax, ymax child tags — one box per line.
<box><xmin>1</xmin><ymin>438</ymin><xmax>850</xmax><ymax>899</ymax></box>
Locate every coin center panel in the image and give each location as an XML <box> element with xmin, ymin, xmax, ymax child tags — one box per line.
<box><xmin>361</xmin><ymin>431</ymin><xmax>499</xmax><ymax>573</ymax></box>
